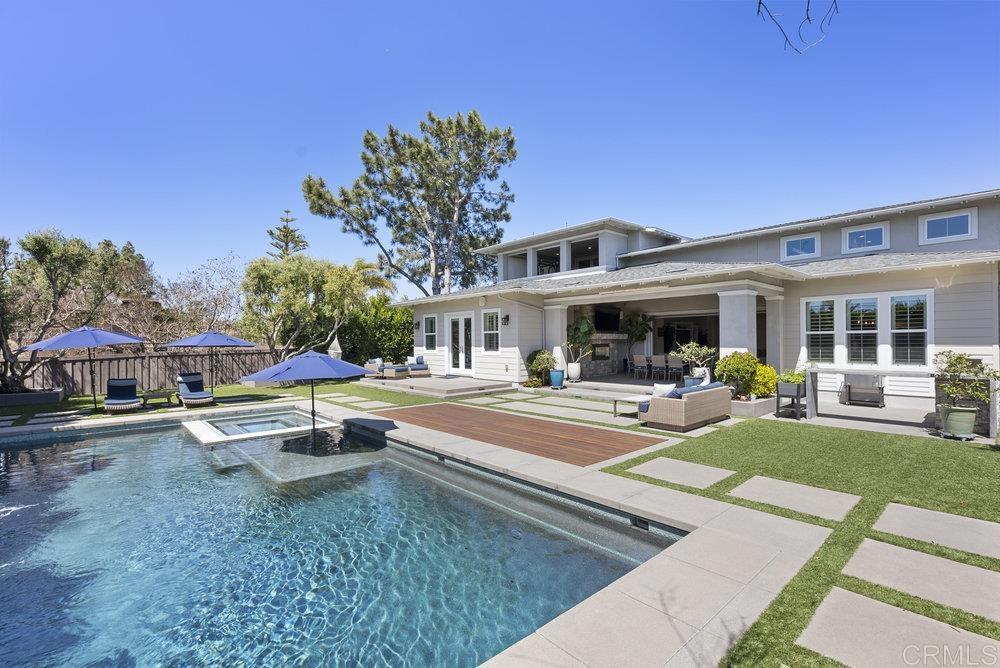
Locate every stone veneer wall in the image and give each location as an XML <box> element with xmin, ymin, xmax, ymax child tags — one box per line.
<box><xmin>581</xmin><ymin>332</ymin><xmax>629</xmax><ymax>377</ymax></box>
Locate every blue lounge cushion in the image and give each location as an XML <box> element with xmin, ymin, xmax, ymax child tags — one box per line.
<box><xmin>700</xmin><ymin>381</ymin><xmax>725</xmax><ymax>391</ymax></box>
<box><xmin>666</xmin><ymin>385</ymin><xmax>700</xmax><ymax>399</ymax></box>
<box><xmin>387</xmin><ymin>365</ymin><xmax>408</xmax><ymax>371</ymax></box>
<box><xmin>182</xmin><ymin>390</ymin><xmax>214</xmax><ymax>400</ymax></box>
<box><xmin>106</xmin><ymin>378</ymin><xmax>138</xmax><ymax>401</ymax></box>
<box><xmin>408</xmin><ymin>363</ymin><xmax>429</xmax><ymax>371</ymax></box>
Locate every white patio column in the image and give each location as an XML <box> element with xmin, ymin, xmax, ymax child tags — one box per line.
<box><xmin>527</xmin><ymin>247</ymin><xmax>538</xmax><ymax>277</ymax></box>
<box><xmin>543</xmin><ymin>305</ymin><xmax>568</xmax><ymax>366</ymax></box>
<box><xmin>718</xmin><ymin>289</ymin><xmax>758</xmax><ymax>358</ymax></box>
<box><xmin>559</xmin><ymin>240</ymin><xmax>571</xmax><ymax>273</ymax></box>
<box><xmin>765</xmin><ymin>295</ymin><xmax>784</xmax><ymax>369</ymax></box>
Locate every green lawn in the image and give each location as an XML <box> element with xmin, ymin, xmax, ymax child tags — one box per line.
<box><xmin>605</xmin><ymin>419</ymin><xmax>1000</xmax><ymax>667</ymax></box>
<box><xmin>0</xmin><ymin>380</ymin><xmax>436</xmax><ymax>425</ymax></box>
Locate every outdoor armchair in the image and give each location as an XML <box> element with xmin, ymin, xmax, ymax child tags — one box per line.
<box><xmin>104</xmin><ymin>378</ymin><xmax>142</xmax><ymax>414</ymax></box>
<box><xmin>176</xmin><ymin>372</ymin><xmax>215</xmax><ymax>407</ymax></box>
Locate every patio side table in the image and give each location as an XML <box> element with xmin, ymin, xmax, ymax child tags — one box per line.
<box><xmin>614</xmin><ymin>394</ymin><xmax>653</xmax><ymax>417</ymax></box>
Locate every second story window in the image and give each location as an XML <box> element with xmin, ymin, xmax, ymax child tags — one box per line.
<box><xmin>536</xmin><ymin>246</ymin><xmax>560</xmax><ymax>274</ymax></box>
<box><xmin>570</xmin><ymin>237</ymin><xmax>599</xmax><ymax>269</ymax></box>
<box><xmin>781</xmin><ymin>232</ymin><xmax>821</xmax><ymax>262</ymax></box>
<box><xmin>843</xmin><ymin>222</ymin><xmax>889</xmax><ymax>253</ymax></box>
<box><xmin>919</xmin><ymin>208</ymin><xmax>978</xmax><ymax>245</ymax></box>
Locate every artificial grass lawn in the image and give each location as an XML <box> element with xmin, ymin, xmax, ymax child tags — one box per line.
<box><xmin>0</xmin><ymin>380</ymin><xmax>436</xmax><ymax>426</ymax></box>
<box><xmin>605</xmin><ymin>419</ymin><xmax>1000</xmax><ymax>667</ymax></box>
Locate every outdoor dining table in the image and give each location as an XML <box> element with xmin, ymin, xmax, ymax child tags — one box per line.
<box><xmin>613</xmin><ymin>393</ymin><xmax>653</xmax><ymax>417</ymax></box>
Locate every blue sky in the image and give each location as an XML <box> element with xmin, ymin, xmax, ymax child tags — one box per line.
<box><xmin>2</xmin><ymin>1</ymin><xmax>998</xmax><ymax>297</ymax></box>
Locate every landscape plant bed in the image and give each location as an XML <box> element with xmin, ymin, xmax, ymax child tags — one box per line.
<box><xmin>729</xmin><ymin>396</ymin><xmax>777</xmax><ymax>417</ymax></box>
<box><xmin>0</xmin><ymin>388</ymin><xmax>65</xmax><ymax>407</ymax></box>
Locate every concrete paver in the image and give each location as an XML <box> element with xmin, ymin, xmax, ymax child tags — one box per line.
<box><xmin>459</xmin><ymin>396</ymin><xmax>506</xmax><ymax>405</ymax></box>
<box><xmin>874</xmin><ymin>503</ymin><xmax>1000</xmax><ymax>559</ymax></box>
<box><xmin>844</xmin><ymin>538</ymin><xmax>1000</xmax><ymax>621</ymax></box>
<box><xmin>728</xmin><ymin>475</ymin><xmax>861</xmax><ymax>521</ymax></box>
<box><xmin>533</xmin><ymin>395</ymin><xmax>615</xmax><ymax>412</ymax></box>
<box><xmin>536</xmin><ymin>588</ymin><xmax>699</xmax><ymax>667</ymax></box>
<box><xmin>494</xmin><ymin>400</ymin><xmax>639</xmax><ymax>427</ymax></box>
<box><xmin>350</xmin><ymin>400</ymin><xmax>395</xmax><ymax>410</ymax></box>
<box><xmin>618</xmin><ymin>485</ymin><xmax>731</xmax><ymax>532</ymax></box>
<box><xmin>495</xmin><ymin>392</ymin><xmax>539</xmax><ymax>401</ymax></box>
<box><xmin>797</xmin><ymin>587</ymin><xmax>1000</xmax><ymax>668</ymax></box>
<box><xmin>664</xmin><ymin>527</ymin><xmax>780</xmax><ymax>584</ymax></box>
<box><xmin>629</xmin><ymin>457</ymin><xmax>735</xmax><ymax>489</ymax></box>
<box><xmin>482</xmin><ymin>633</ymin><xmax>585</xmax><ymax>667</ymax></box>
<box><xmin>701</xmin><ymin>584</ymin><xmax>777</xmax><ymax>642</ymax></box>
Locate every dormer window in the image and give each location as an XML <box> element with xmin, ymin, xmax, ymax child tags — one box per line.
<box><xmin>842</xmin><ymin>222</ymin><xmax>889</xmax><ymax>254</ymax></box>
<box><xmin>780</xmin><ymin>232</ymin><xmax>821</xmax><ymax>262</ymax></box>
<box><xmin>919</xmin><ymin>208</ymin><xmax>978</xmax><ymax>245</ymax></box>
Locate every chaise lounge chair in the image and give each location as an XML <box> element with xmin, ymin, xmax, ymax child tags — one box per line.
<box><xmin>176</xmin><ymin>372</ymin><xmax>215</xmax><ymax>407</ymax></box>
<box><xmin>104</xmin><ymin>378</ymin><xmax>143</xmax><ymax>414</ymax></box>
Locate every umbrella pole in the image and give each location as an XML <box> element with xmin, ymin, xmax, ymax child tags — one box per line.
<box><xmin>310</xmin><ymin>379</ymin><xmax>316</xmax><ymax>449</ymax></box>
<box><xmin>88</xmin><ymin>347</ymin><xmax>98</xmax><ymax>412</ymax></box>
<box><xmin>210</xmin><ymin>350</ymin><xmax>215</xmax><ymax>391</ymax></box>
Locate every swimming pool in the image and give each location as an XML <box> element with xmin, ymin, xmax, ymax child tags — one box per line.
<box><xmin>0</xmin><ymin>426</ymin><xmax>669</xmax><ymax>666</ymax></box>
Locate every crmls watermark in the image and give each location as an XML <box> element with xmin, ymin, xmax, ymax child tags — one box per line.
<box><xmin>903</xmin><ymin>643</ymin><xmax>1000</xmax><ymax>667</ymax></box>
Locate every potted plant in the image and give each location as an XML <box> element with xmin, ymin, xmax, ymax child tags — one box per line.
<box><xmin>776</xmin><ymin>369</ymin><xmax>807</xmax><ymax>398</ymax></box>
<box><xmin>622</xmin><ymin>312</ymin><xmax>653</xmax><ymax>355</ymax></box>
<box><xmin>934</xmin><ymin>350</ymin><xmax>1000</xmax><ymax>440</ymax></box>
<box><xmin>527</xmin><ymin>349</ymin><xmax>558</xmax><ymax>387</ymax></box>
<box><xmin>564</xmin><ymin>317</ymin><xmax>595</xmax><ymax>382</ymax></box>
<box><xmin>672</xmin><ymin>342</ymin><xmax>717</xmax><ymax>382</ymax></box>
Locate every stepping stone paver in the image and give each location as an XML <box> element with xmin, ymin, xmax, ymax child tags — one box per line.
<box><xmin>349</xmin><ymin>400</ymin><xmax>394</xmax><ymax>410</ymax></box>
<box><xmin>628</xmin><ymin>457</ymin><xmax>735</xmax><ymax>489</ymax></box>
<box><xmin>797</xmin><ymin>587</ymin><xmax>1000</xmax><ymax>668</ymax></box>
<box><xmin>317</xmin><ymin>392</ymin><xmax>346</xmax><ymax>398</ymax></box>
<box><xmin>495</xmin><ymin>392</ymin><xmax>539</xmax><ymax>401</ymax></box>
<box><xmin>844</xmin><ymin>538</ymin><xmax>1000</xmax><ymax>621</ymax></box>
<box><xmin>679</xmin><ymin>425</ymin><xmax>717</xmax><ymax>438</ymax></box>
<box><xmin>728</xmin><ymin>475</ymin><xmax>861</xmax><ymax>521</ymax></box>
<box><xmin>714</xmin><ymin>416</ymin><xmax>745</xmax><ymax>427</ymax></box>
<box><xmin>493</xmin><ymin>401</ymin><xmax>638</xmax><ymax>427</ymax></box>
<box><xmin>874</xmin><ymin>503</ymin><xmax>1000</xmax><ymax>559</ymax></box>
<box><xmin>533</xmin><ymin>396</ymin><xmax>614</xmax><ymax>412</ymax></box>
<box><xmin>335</xmin><ymin>396</ymin><xmax>375</xmax><ymax>404</ymax></box>
<box><xmin>459</xmin><ymin>396</ymin><xmax>506</xmax><ymax>405</ymax></box>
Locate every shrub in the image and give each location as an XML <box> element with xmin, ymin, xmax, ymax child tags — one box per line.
<box><xmin>672</xmin><ymin>342</ymin><xmax>717</xmax><ymax>369</ymax></box>
<box><xmin>750</xmin><ymin>364</ymin><xmax>777</xmax><ymax>398</ymax></box>
<box><xmin>715</xmin><ymin>351</ymin><xmax>759</xmax><ymax>399</ymax></box>
<box><xmin>521</xmin><ymin>376</ymin><xmax>543</xmax><ymax>388</ymax></box>
<box><xmin>777</xmin><ymin>369</ymin><xmax>806</xmax><ymax>384</ymax></box>
<box><xmin>527</xmin><ymin>349</ymin><xmax>557</xmax><ymax>384</ymax></box>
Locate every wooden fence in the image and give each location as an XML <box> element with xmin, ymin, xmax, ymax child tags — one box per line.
<box><xmin>23</xmin><ymin>349</ymin><xmax>277</xmax><ymax>394</ymax></box>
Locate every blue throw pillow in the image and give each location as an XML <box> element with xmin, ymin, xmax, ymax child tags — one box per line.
<box><xmin>700</xmin><ymin>381</ymin><xmax>725</xmax><ymax>391</ymax></box>
<box><xmin>667</xmin><ymin>385</ymin><xmax>701</xmax><ymax>399</ymax></box>
<box><xmin>638</xmin><ymin>401</ymin><xmax>650</xmax><ymax>413</ymax></box>
<box><xmin>416</xmin><ymin>355</ymin><xmax>424</xmax><ymax>365</ymax></box>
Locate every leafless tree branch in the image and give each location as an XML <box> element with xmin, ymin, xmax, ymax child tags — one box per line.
<box><xmin>758</xmin><ymin>0</ymin><xmax>839</xmax><ymax>54</ymax></box>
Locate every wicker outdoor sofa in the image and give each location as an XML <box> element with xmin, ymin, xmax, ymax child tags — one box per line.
<box><xmin>637</xmin><ymin>384</ymin><xmax>732</xmax><ymax>432</ymax></box>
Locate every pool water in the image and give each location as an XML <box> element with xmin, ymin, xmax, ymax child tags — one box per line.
<box><xmin>209</xmin><ymin>411</ymin><xmax>313</xmax><ymax>436</ymax></box>
<box><xmin>0</xmin><ymin>427</ymin><xmax>655</xmax><ymax>666</ymax></box>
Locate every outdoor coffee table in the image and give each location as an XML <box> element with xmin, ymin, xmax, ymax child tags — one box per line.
<box><xmin>613</xmin><ymin>394</ymin><xmax>653</xmax><ymax>417</ymax></box>
<box><xmin>142</xmin><ymin>389</ymin><xmax>175</xmax><ymax>407</ymax></box>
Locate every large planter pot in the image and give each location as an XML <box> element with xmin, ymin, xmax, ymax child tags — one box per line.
<box><xmin>0</xmin><ymin>388</ymin><xmax>65</xmax><ymax>407</ymax></box>
<box><xmin>549</xmin><ymin>369</ymin><xmax>565</xmax><ymax>389</ymax></box>
<box><xmin>777</xmin><ymin>382</ymin><xmax>806</xmax><ymax>398</ymax></box>
<box><xmin>566</xmin><ymin>362</ymin><xmax>582</xmax><ymax>382</ymax></box>
<box><xmin>730</xmin><ymin>396</ymin><xmax>778</xmax><ymax>418</ymax></box>
<box><xmin>692</xmin><ymin>367</ymin><xmax>711</xmax><ymax>382</ymax></box>
<box><xmin>938</xmin><ymin>404</ymin><xmax>979</xmax><ymax>440</ymax></box>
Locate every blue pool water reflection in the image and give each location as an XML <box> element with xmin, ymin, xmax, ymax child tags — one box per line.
<box><xmin>0</xmin><ymin>427</ymin><xmax>656</xmax><ymax>666</ymax></box>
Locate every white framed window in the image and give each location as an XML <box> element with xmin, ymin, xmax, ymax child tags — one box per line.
<box><xmin>918</xmin><ymin>207</ymin><xmax>978</xmax><ymax>245</ymax></box>
<box><xmin>799</xmin><ymin>289</ymin><xmax>934</xmax><ymax>370</ymax></box>
<box><xmin>805</xmin><ymin>300</ymin><xmax>835</xmax><ymax>363</ymax></box>
<box><xmin>423</xmin><ymin>315</ymin><xmax>437</xmax><ymax>350</ymax></box>
<box><xmin>846</xmin><ymin>297</ymin><xmax>878</xmax><ymax>363</ymax></box>
<box><xmin>842</xmin><ymin>222</ymin><xmax>889</xmax><ymax>253</ymax></box>
<box><xmin>780</xmin><ymin>232</ymin><xmax>821</xmax><ymax>262</ymax></box>
<box><xmin>891</xmin><ymin>295</ymin><xmax>927</xmax><ymax>365</ymax></box>
<box><xmin>482</xmin><ymin>309</ymin><xmax>500</xmax><ymax>352</ymax></box>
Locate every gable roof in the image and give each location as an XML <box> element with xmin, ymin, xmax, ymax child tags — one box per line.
<box><xmin>474</xmin><ymin>217</ymin><xmax>685</xmax><ymax>255</ymax></box>
<box><xmin>619</xmin><ymin>188</ymin><xmax>1000</xmax><ymax>259</ymax></box>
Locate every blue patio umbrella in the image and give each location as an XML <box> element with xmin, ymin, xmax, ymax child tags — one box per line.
<box><xmin>20</xmin><ymin>326</ymin><xmax>145</xmax><ymax>411</ymax></box>
<box><xmin>161</xmin><ymin>330</ymin><xmax>255</xmax><ymax>390</ymax></box>
<box><xmin>241</xmin><ymin>350</ymin><xmax>368</xmax><ymax>446</ymax></box>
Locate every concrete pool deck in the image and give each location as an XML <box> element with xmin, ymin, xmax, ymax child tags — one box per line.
<box><xmin>1</xmin><ymin>399</ymin><xmax>833</xmax><ymax>666</ymax></box>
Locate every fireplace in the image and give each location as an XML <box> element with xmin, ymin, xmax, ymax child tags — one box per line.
<box><xmin>579</xmin><ymin>332</ymin><xmax>628</xmax><ymax>377</ymax></box>
<box><xmin>592</xmin><ymin>344</ymin><xmax>611</xmax><ymax>361</ymax></box>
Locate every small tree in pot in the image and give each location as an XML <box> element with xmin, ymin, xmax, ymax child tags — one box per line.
<box><xmin>527</xmin><ymin>349</ymin><xmax>558</xmax><ymax>387</ymax></box>
<box><xmin>622</xmin><ymin>312</ymin><xmax>653</xmax><ymax>354</ymax></box>
<box><xmin>934</xmin><ymin>350</ymin><xmax>1000</xmax><ymax>440</ymax></box>
<box><xmin>564</xmin><ymin>317</ymin><xmax>595</xmax><ymax>382</ymax></box>
<box><xmin>672</xmin><ymin>342</ymin><xmax>717</xmax><ymax>381</ymax></box>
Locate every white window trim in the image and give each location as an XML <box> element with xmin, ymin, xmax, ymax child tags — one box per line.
<box><xmin>422</xmin><ymin>315</ymin><xmax>437</xmax><ymax>351</ymax></box>
<box><xmin>841</xmin><ymin>221</ymin><xmax>889</xmax><ymax>254</ymax></box>
<box><xmin>780</xmin><ymin>232</ymin><xmax>821</xmax><ymax>262</ymax></box>
<box><xmin>889</xmin><ymin>295</ymin><xmax>929</xmax><ymax>366</ymax></box>
<box><xmin>481</xmin><ymin>308</ymin><xmax>501</xmax><ymax>354</ymax></box>
<box><xmin>798</xmin><ymin>289</ymin><xmax>934</xmax><ymax>371</ymax></box>
<box><xmin>804</xmin><ymin>299</ymin><xmax>835</xmax><ymax>364</ymax></box>
<box><xmin>918</xmin><ymin>207</ymin><xmax>978</xmax><ymax>245</ymax></box>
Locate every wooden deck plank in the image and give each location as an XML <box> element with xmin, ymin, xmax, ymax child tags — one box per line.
<box><xmin>372</xmin><ymin>403</ymin><xmax>664</xmax><ymax>466</ymax></box>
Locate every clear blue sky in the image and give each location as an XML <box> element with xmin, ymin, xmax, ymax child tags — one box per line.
<box><xmin>2</xmin><ymin>1</ymin><xmax>998</xmax><ymax>298</ymax></box>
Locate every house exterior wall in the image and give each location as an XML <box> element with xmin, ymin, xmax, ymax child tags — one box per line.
<box><xmin>781</xmin><ymin>262</ymin><xmax>1000</xmax><ymax>397</ymax></box>
<box><xmin>409</xmin><ymin>294</ymin><xmax>544</xmax><ymax>382</ymax></box>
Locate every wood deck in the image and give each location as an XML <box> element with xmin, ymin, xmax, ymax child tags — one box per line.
<box><xmin>372</xmin><ymin>403</ymin><xmax>665</xmax><ymax>466</ymax></box>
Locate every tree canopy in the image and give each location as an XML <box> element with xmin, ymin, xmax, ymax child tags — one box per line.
<box><xmin>302</xmin><ymin>110</ymin><xmax>516</xmax><ymax>296</ymax></box>
<box><xmin>239</xmin><ymin>255</ymin><xmax>393</xmax><ymax>362</ymax></box>
<box><xmin>267</xmin><ymin>210</ymin><xmax>309</xmax><ymax>259</ymax></box>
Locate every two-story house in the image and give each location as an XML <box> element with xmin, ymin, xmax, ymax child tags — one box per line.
<box><xmin>399</xmin><ymin>188</ymin><xmax>1000</xmax><ymax>413</ymax></box>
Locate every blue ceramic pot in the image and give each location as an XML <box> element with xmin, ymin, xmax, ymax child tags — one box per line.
<box><xmin>549</xmin><ymin>369</ymin><xmax>565</xmax><ymax>389</ymax></box>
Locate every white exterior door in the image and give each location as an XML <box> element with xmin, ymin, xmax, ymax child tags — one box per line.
<box><xmin>446</xmin><ymin>312</ymin><xmax>474</xmax><ymax>375</ymax></box>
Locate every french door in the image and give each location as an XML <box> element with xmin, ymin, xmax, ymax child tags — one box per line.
<box><xmin>447</xmin><ymin>312</ymin><xmax>474</xmax><ymax>375</ymax></box>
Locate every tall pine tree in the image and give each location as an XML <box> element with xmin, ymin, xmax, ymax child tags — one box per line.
<box><xmin>266</xmin><ymin>210</ymin><xmax>308</xmax><ymax>259</ymax></box>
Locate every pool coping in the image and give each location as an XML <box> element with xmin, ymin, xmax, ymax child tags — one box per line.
<box><xmin>1</xmin><ymin>399</ymin><xmax>832</xmax><ymax>666</ymax></box>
